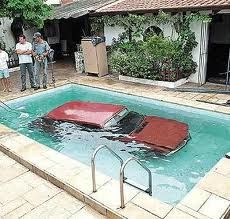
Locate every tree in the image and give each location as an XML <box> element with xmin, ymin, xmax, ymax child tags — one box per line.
<box><xmin>0</xmin><ymin>0</ymin><xmax>53</xmax><ymax>28</ymax></box>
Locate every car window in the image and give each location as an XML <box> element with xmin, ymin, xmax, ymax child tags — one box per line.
<box><xmin>104</xmin><ymin>108</ymin><xmax>129</xmax><ymax>128</ymax></box>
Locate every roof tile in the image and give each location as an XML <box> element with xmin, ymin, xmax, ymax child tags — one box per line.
<box><xmin>96</xmin><ymin>0</ymin><xmax>230</xmax><ymax>13</ymax></box>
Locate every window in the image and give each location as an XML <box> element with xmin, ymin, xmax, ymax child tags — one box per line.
<box><xmin>143</xmin><ymin>26</ymin><xmax>163</xmax><ymax>40</ymax></box>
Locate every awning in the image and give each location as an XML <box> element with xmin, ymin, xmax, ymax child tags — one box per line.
<box><xmin>50</xmin><ymin>0</ymin><xmax>118</xmax><ymax>20</ymax></box>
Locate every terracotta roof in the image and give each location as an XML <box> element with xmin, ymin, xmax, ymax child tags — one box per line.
<box><xmin>96</xmin><ymin>0</ymin><xmax>230</xmax><ymax>14</ymax></box>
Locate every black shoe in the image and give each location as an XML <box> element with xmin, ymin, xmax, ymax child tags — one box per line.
<box><xmin>43</xmin><ymin>85</ymin><xmax>47</xmax><ymax>89</ymax></box>
<box><xmin>34</xmin><ymin>86</ymin><xmax>40</xmax><ymax>91</ymax></box>
<box><xmin>21</xmin><ymin>88</ymin><xmax>26</xmax><ymax>92</ymax></box>
<box><xmin>31</xmin><ymin>86</ymin><xmax>37</xmax><ymax>88</ymax></box>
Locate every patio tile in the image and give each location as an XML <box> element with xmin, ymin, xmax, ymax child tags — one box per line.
<box><xmin>0</xmin><ymin>177</ymin><xmax>32</xmax><ymax>205</ymax></box>
<box><xmin>180</xmin><ymin>187</ymin><xmax>211</xmax><ymax>211</ymax></box>
<box><xmin>199</xmin><ymin>194</ymin><xmax>230</xmax><ymax>219</ymax></box>
<box><xmin>46</xmin><ymin>164</ymin><xmax>85</xmax><ymax>183</ymax></box>
<box><xmin>17</xmin><ymin>171</ymin><xmax>47</xmax><ymax>188</ymax></box>
<box><xmin>213</xmin><ymin>158</ymin><xmax>230</xmax><ymax>177</ymax></box>
<box><xmin>21</xmin><ymin>203</ymin><xmax>72</xmax><ymax>219</ymax></box>
<box><xmin>0</xmin><ymin>134</ymin><xmax>35</xmax><ymax>150</ymax></box>
<box><xmin>118</xmin><ymin>202</ymin><xmax>161</xmax><ymax>219</ymax></box>
<box><xmin>67</xmin><ymin>169</ymin><xmax>112</xmax><ymax>195</ymax></box>
<box><xmin>3</xmin><ymin>202</ymin><xmax>34</xmax><ymax>219</ymax></box>
<box><xmin>0</xmin><ymin>197</ymin><xmax>27</xmax><ymax>217</ymax></box>
<box><xmin>69</xmin><ymin>206</ymin><xmax>106</xmax><ymax>219</ymax></box>
<box><xmin>131</xmin><ymin>192</ymin><xmax>173</xmax><ymax>218</ymax></box>
<box><xmin>0</xmin><ymin>163</ymin><xmax>28</xmax><ymax>183</ymax></box>
<box><xmin>43</xmin><ymin>191</ymin><xmax>85</xmax><ymax>214</ymax></box>
<box><xmin>198</xmin><ymin>172</ymin><xmax>230</xmax><ymax>200</ymax></box>
<box><xmin>0</xmin><ymin>153</ymin><xmax>16</xmax><ymax>167</ymax></box>
<box><xmin>90</xmin><ymin>179</ymin><xmax>139</xmax><ymax>210</ymax></box>
<box><xmin>22</xmin><ymin>183</ymin><xmax>61</xmax><ymax>206</ymax></box>
<box><xmin>165</xmin><ymin>208</ymin><xmax>196</xmax><ymax>219</ymax></box>
<box><xmin>176</xmin><ymin>204</ymin><xmax>212</xmax><ymax>219</ymax></box>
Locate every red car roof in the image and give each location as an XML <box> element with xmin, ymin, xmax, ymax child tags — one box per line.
<box><xmin>45</xmin><ymin>101</ymin><xmax>126</xmax><ymax>128</ymax></box>
<box><xmin>130</xmin><ymin>116</ymin><xmax>189</xmax><ymax>153</ymax></box>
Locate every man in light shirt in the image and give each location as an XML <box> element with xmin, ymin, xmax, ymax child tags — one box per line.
<box><xmin>16</xmin><ymin>34</ymin><xmax>36</xmax><ymax>92</ymax></box>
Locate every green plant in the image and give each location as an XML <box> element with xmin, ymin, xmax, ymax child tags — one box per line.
<box><xmin>0</xmin><ymin>0</ymin><xmax>53</xmax><ymax>28</ymax></box>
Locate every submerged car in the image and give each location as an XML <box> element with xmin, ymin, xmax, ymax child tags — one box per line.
<box><xmin>33</xmin><ymin>101</ymin><xmax>190</xmax><ymax>156</ymax></box>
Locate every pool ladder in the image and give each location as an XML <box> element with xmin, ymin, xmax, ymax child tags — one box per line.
<box><xmin>91</xmin><ymin>145</ymin><xmax>152</xmax><ymax>209</ymax></box>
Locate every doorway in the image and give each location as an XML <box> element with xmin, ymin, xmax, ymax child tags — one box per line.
<box><xmin>206</xmin><ymin>14</ymin><xmax>230</xmax><ymax>84</ymax></box>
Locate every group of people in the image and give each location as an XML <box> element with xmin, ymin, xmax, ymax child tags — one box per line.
<box><xmin>0</xmin><ymin>32</ymin><xmax>50</xmax><ymax>92</ymax></box>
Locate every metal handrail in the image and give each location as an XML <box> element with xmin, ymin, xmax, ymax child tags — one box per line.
<box><xmin>120</xmin><ymin>157</ymin><xmax>152</xmax><ymax>209</ymax></box>
<box><xmin>91</xmin><ymin>145</ymin><xmax>123</xmax><ymax>192</ymax></box>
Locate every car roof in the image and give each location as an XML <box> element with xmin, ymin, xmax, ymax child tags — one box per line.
<box><xmin>45</xmin><ymin>101</ymin><xmax>126</xmax><ymax>128</ymax></box>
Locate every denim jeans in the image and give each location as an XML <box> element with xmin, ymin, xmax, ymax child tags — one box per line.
<box><xmin>34</xmin><ymin>58</ymin><xmax>48</xmax><ymax>87</ymax></box>
<box><xmin>19</xmin><ymin>63</ymin><xmax>35</xmax><ymax>89</ymax></box>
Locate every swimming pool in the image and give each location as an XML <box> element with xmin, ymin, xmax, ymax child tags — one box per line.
<box><xmin>0</xmin><ymin>84</ymin><xmax>229</xmax><ymax>205</ymax></box>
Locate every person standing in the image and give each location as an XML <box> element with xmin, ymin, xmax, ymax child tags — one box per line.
<box><xmin>0</xmin><ymin>44</ymin><xmax>12</xmax><ymax>92</ymax></box>
<box><xmin>16</xmin><ymin>34</ymin><xmax>36</xmax><ymax>92</ymax></box>
<box><xmin>32</xmin><ymin>32</ymin><xmax>50</xmax><ymax>90</ymax></box>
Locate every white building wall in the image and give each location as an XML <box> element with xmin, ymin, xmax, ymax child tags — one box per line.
<box><xmin>189</xmin><ymin>20</ymin><xmax>202</xmax><ymax>83</ymax></box>
<box><xmin>104</xmin><ymin>17</ymin><xmax>204</xmax><ymax>84</ymax></box>
<box><xmin>0</xmin><ymin>17</ymin><xmax>36</xmax><ymax>52</ymax></box>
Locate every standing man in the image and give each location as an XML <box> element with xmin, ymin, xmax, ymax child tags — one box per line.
<box><xmin>32</xmin><ymin>32</ymin><xmax>50</xmax><ymax>90</ymax></box>
<box><xmin>16</xmin><ymin>34</ymin><xmax>36</xmax><ymax>92</ymax></box>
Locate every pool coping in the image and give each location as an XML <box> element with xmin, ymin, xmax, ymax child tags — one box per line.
<box><xmin>0</xmin><ymin>81</ymin><xmax>230</xmax><ymax>218</ymax></box>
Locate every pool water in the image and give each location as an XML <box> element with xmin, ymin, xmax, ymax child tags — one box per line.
<box><xmin>0</xmin><ymin>84</ymin><xmax>229</xmax><ymax>205</ymax></box>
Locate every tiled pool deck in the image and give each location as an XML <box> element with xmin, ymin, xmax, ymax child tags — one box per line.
<box><xmin>0</xmin><ymin>62</ymin><xmax>230</xmax><ymax>218</ymax></box>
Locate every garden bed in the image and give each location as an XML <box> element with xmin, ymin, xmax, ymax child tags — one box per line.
<box><xmin>119</xmin><ymin>75</ymin><xmax>188</xmax><ymax>88</ymax></box>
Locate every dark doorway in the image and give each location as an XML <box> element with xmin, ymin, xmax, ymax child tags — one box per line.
<box><xmin>206</xmin><ymin>14</ymin><xmax>230</xmax><ymax>84</ymax></box>
<box><xmin>44</xmin><ymin>16</ymin><xmax>90</xmax><ymax>61</ymax></box>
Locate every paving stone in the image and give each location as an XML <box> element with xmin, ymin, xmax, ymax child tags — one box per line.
<box><xmin>21</xmin><ymin>204</ymin><xmax>72</xmax><ymax>219</ymax></box>
<box><xmin>3</xmin><ymin>202</ymin><xmax>34</xmax><ymax>219</ymax></box>
<box><xmin>0</xmin><ymin>163</ymin><xmax>28</xmax><ymax>183</ymax></box>
<box><xmin>69</xmin><ymin>206</ymin><xmax>106</xmax><ymax>219</ymax></box>
<box><xmin>213</xmin><ymin>158</ymin><xmax>230</xmax><ymax>177</ymax></box>
<box><xmin>0</xmin><ymin>197</ymin><xmax>26</xmax><ymax>217</ymax></box>
<box><xmin>0</xmin><ymin>178</ymin><xmax>33</xmax><ymax>205</ymax></box>
<box><xmin>23</xmin><ymin>183</ymin><xmax>61</xmax><ymax>206</ymax></box>
<box><xmin>165</xmin><ymin>208</ymin><xmax>197</xmax><ymax>219</ymax></box>
<box><xmin>90</xmin><ymin>179</ymin><xmax>139</xmax><ymax>210</ymax></box>
<box><xmin>132</xmin><ymin>192</ymin><xmax>173</xmax><ymax>218</ymax></box>
<box><xmin>119</xmin><ymin>203</ymin><xmax>161</xmax><ymax>219</ymax></box>
<box><xmin>181</xmin><ymin>187</ymin><xmax>211</xmax><ymax>211</ymax></box>
<box><xmin>199</xmin><ymin>194</ymin><xmax>230</xmax><ymax>219</ymax></box>
<box><xmin>198</xmin><ymin>172</ymin><xmax>230</xmax><ymax>200</ymax></box>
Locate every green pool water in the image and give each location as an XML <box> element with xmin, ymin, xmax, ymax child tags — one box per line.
<box><xmin>0</xmin><ymin>84</ymin><xmax>229</xmax><ymax>205</ymax></box>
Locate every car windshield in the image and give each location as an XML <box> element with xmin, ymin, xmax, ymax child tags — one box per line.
<box><xmin>104</xmin><ymin>108</ymin><xmax>129</xmax><ymax>128</ymax></box>
<box><xmin>106</xmin><ymin>110</ymin><xmax>145</xmax><ymax>135</ymax></box>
